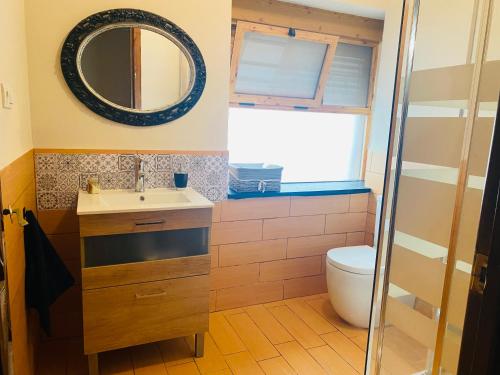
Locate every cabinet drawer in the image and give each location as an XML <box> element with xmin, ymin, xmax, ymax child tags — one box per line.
<box><xmin>82</xmin><ymin>254</ymin><xmax>210</xmax><ymax>290</ymax></box>
<box><xmin>79</xmin><ymin>208</ymin><xmax>212</xmax><ymax>237</ymax></box>
<box><xmin>83</xmin><ymin>275</ymin><xmax>209</xmax><ymax>354</ymax></box>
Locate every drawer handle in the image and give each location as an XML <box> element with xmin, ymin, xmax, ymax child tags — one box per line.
<box><xmin>134</xmin><ymin>220</ymin><xmax>165</xmax><ymax>226</ymax></box>
<box><xmin>135</xmin><ymin>290</ymin><xmax>167</xmax><ymax>299</ymax></box>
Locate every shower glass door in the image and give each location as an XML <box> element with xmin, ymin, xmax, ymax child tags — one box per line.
<box><xmin>370</xmin><ymin>0</ymin><xmax>500</xmax><ymax>374</ymax></box>
<box><xmin>438</xmin><ymin>1</ymin><xmax>500</xmax><ymax>373</ymax></box>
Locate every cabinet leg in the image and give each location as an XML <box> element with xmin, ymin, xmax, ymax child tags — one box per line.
<box><xmin>88</xmin><ymin>353</ymin><xmax>99</xmax><ymax>375</ymax></box>
<box><xmin>195</xmin><ymin>332</ymin><xmax>205</xmax><ymax>357</ymax></box>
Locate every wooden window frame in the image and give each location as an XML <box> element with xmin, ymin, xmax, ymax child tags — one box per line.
<box><xmin>230</xmin><ymin>21</ymin><xmax>379</xmax><ymax>115</ymax></box>
<box><xmin>230</xmin><ymin>21</ymin><xmax>339</xmax><ymax>108</ymax></box>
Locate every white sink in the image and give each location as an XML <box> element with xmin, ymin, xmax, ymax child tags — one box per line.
<box><xmin>77</xmin><ymin>188</ymin><xmax>213</xmax><ymax>215</ymax></box>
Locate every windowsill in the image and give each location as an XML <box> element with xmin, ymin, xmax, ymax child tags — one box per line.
<box><xmin>228</xmin><ymin>180</ymin><xmax>371</xmax><ymax>200</ymax></box>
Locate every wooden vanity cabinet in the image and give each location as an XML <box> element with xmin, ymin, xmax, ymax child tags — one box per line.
<box><xmin>79</xmin><ymin>207</ymin><xmax>212</xmax><ymax>374</ymax></box>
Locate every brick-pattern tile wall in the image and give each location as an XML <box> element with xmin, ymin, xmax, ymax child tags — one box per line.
<box><xmin>210</xmin><ymin>193</ymin><xmax>372</xmax><ymax>311</ymax></box>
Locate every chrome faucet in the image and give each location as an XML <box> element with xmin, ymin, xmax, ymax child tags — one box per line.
<box><xmin>134</xmin><ymin>157</ymin><xmax>146</xmax><ymax>192</ymax></box>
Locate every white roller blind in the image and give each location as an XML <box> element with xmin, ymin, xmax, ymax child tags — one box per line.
<box><xmin>234</xmin><ymin>32</ymin><xmax>328</xmax><ymax>99</ymax></box>
<box><xmin>323</xmin><ymin>43</ymin><xmax>373</xmax><ymax>107</ymax></box>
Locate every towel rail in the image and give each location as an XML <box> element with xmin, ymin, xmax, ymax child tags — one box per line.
<box><xmin>1</xmin><ymin>206</ymin><xmax>28</xmax><ymax>227</ymax></box>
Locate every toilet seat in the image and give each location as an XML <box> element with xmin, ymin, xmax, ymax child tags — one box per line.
<box><xmin>326</xmin><ymin>245</ymin><xmax>375</xmax><ymax>275</ymax></box>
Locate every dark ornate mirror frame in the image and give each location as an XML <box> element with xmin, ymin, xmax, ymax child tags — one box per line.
<box><xmin>61</xmin><ymin>8</ymin><xmax>206</xmax><ymax>126</ymax></box>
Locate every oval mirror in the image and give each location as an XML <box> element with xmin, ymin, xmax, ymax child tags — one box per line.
<box><xmin>61</xmin><ymin>9</ymin><xmax>206</xmax><ymax>126</ymax></box>
<box><xmin>79</xmin><ymin>25</ymin><xmax>192</xmax><ymax>112</ymax></box>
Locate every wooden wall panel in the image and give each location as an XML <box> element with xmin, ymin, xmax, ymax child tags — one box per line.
<box><xmin>232</xmin><ymin>0</ymin><xmax>384</xmax><ymax>43</ymax></box>
<box><xmin>0</xmin><ymin>150</ymin><xmax>38</xmax><ymax>375</ymax></box>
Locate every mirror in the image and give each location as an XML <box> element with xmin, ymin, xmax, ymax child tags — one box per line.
<box><xmin>61</xmin><ymin>9</ymin><xmax>206</xmax><ymax>126</ymax></box>
<box><xmin>79</xmin><ymin>26</ymin><xmax>192</xmax><ymax>112</ymax></box>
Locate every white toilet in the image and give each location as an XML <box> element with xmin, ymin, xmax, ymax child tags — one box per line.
<box><xmin>326</xmin><ymin>195</ymin><xmax>382</xmax><ymax>328</ymax></box>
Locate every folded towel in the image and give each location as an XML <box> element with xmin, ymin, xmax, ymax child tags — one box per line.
<box><xmin>23</xmin><ymin>210</ymin><xmax>75</xmax><ymax>335</ymax></box>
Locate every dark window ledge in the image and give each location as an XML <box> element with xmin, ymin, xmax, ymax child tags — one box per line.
<box><xmin>228</xmin><ymin>180</ymin><xmax>371</xmax><ymax>200</ymax></box>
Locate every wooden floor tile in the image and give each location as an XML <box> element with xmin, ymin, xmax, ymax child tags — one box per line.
<box><xmin>275</xmin><ymin>341</ymin><xmax>326</xmax><ymax>375</ymax></box>
<box><xmin>285</xmin><ymin>298</ymin><xmax>337</xmax><ymax>335</ymax></box>
<box><xmin>186</xmin><ymin>334</ymin><xmax>229</xmax><ymax>374</ymax></box>
<box><xmin>258</xmin><ymin>356</ymin><xmax>297</xmax><ymax>375</ymax></box>
<box><xmin>306</xmin><ymin>297</ymin><xmax>367</xmax><ymax>338</ymax></box>
<box><xmin>308</xmin><ymin>345</ymin><xmax>358</xmax><ymax>375</ymax></box>
<box><xmin>321</xmin><ymin>332</ymin><xmax>366</xmax><ymax>373</ymax></box>
<box><xmin>222</xmin><ymin>307</ymin><xmax>246</xmax><ymax>316</ymax></box>
<box><xmin>227</xmin><ymin>312</ymin><xmax>280</xmax><ymax>361</ymax></box>
<box><xmin>100</xmin><ymin>348</ymin><xmax>134</xmax><ymax>375</ymax></box>
<box><xmin>167</xmin><ymin>362</ymin><xmax>200</xmax><ymax>375</ymax></box>
<box><xmin>38</xmin><ymin>294</ymin><xmax>378</xmax><ymax>375</ymax></box>
<box><xmin>210</xmin><ymin>312</ymin><xmax>247</xmax><ymax>355</ymax></box>
<box><xmin>269</xmin><ymin>305</ymin><xmax>325</xmax><ymax>349</ymax></box>
<box><xmin>131</xmin><ymin>343</ymin><xmax>168</xmax><ymax>375</ymax></box>
<box><xmin>158</xmin><ymin>337</ymin><xmax>194</xmax><ymax>367</ymax></box>
<box><xmin>225</xmin><ymin>352</ymin><xmax>265</xmax><ymax>375</ymax></box>
<box><xmin>263</xmin><ymin>300</ymin><xmax>286</xmax><ymax>308</ymax></box>
<box><xmin>203</xmin><ymin>369</ymin><xmax>233</xmax><ymax>375</ymax></box>
<box><xmin>245</xmin><ymin>305</ymin><xmax>294</xmax><ymax>345</ymax></box>
<box><xmin>351</xmin><ymin>332</ymin><xmax>369</xmax><ymax>352</ymax></box>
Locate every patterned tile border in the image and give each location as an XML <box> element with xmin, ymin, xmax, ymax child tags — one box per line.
<box><xmin>35</xmin><ymin>152</ymin><xmax>229</xmax><ymax>210</ymax></box>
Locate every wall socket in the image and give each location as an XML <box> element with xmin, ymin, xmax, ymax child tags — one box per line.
<box><xmin>1</xmin><ymin>83</ymin><xmax>14</xmax><ymax>109</ymax></box>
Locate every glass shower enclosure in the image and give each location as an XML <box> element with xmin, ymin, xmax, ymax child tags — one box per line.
<box><xmin>368</xmin><ymin>0</ymin><xmax>500</xmax><ymax>374</ymax></box>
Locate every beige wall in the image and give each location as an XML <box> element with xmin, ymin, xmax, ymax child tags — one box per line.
<box><xmin>24</xmin><ymin>0</ymin><xmax>231</xmax><ymax>151</ymax></box>
<box><xmin>0</xmin><ymin>0</ymin><xmax>33</xmax><ymax>169</ymax></box>
<box><xmin>369</xmin><ymin>0</ymin><xmax>403</xmax><ymax>154</ymax></box>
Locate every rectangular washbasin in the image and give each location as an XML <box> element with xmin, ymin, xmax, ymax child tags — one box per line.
<box><xmin>77</xmin><ymin>188</ymin><xmax>213</xmax><ymax>215</ymax></box>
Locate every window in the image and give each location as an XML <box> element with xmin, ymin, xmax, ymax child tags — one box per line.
<box><xmin>229</xmin><ymin>21</ymin><xmax>379</xmax><ymax>182</ymax></box>
<box><xmin>228</xmin><ymin>108</ymin><xmax>365</xmax><ymax>182</ymax></box>
<box><xmin>231</xmin><ymin>22</ymin><xmax>339</xmax><ymax>108</ymax></box>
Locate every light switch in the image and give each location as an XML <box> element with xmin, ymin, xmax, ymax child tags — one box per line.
<box><xmin>1</xmin><ymin>83</ymin><xmax>14</xmax><ymax>109</ymax></box>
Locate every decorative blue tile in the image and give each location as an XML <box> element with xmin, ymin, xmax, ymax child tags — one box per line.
<box><xmin>35</xmin><ymin>151</ymin><xmax>229</xmax><ymax>210</ymax></box>
<box><xmin>58</xmin><ymin>154</ymin><xmax>79</xmax><ymax>172</ymax></box>
<box><xmin>156</xmin><ymin>155</ymin><xmax>172</xmax><ymax>172</ymax></box>
<box><xmin>98</xmin><ymin>154</ymin><xmax>119</xmax><ymax>172</ymax></box>
<box><xmin>57</xmin><ymin>173</ymin><xmax>80</xmax><ymax>192</ymax></box>
<box><xmin>118</xmin><ymin>154</ymin><xmax>136</xmax><ymax>171</ymax></box>
<box><xmin>37</xmin><ymin>192</ymin><xmax>58</xmax><ymax>210</ymax></box>
<box><xmin>36</xmin><ymin>172</ymin><xmax>58</xmax><ymax>192</ymax></box>
<box><xmin>35</xmin><ymin>153</ymin><xmax>58</xmax><ymax>172</ymax></box>
<box><xmin>78</xmin><ymin>154</ymin><xmax>99</xmax><ymax>172</ymax></box>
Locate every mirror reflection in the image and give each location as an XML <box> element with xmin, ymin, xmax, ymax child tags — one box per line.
<box><xmin>79</xmin><ymin>26</ymin><xmax>192</xmax><ymax>111</ymax></box>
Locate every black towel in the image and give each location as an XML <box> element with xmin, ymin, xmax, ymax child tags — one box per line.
<box><xmin>23</xmin><ymin>210</ymin><xmax>75</xmax><ymax>335</ymax></box>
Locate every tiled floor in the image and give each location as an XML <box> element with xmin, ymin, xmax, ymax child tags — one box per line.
<box><xmin>38</xmin><ymin>293</ymin><xmax>369</xmax><ymax>374</ymax></box>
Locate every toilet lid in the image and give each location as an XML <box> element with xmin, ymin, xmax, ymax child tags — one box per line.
<box><xmin>326</xmin><ymin>245</ymin><xmax>376</xmax><ymax>275</ymax></box>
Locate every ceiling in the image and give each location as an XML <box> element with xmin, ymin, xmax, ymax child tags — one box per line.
<box><xmin>278</xmin><ymin>0</ymin><xmax>386</xmax><ymax>20</ymax></box>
